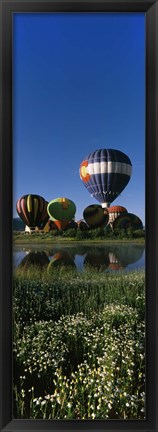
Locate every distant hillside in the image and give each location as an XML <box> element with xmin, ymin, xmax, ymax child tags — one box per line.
<box><xmin>13</xmin><ymin>218</ymin><xmax>25</xmax><ymax>231</ymax></box>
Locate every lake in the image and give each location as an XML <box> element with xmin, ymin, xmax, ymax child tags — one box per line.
<box><xmin>13</xmin><ymin>242</ymin><xmax>145</xmax><ymax>272</ymax></box>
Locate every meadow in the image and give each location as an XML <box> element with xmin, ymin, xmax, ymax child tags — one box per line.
<box><xmin>13</xmin><ymin>266</ymin><xmax>145</xmax><ymax>420</ymax></box>
<box><xmin>13</xmin><ymin>226</ymin><xmax>145</xmax><ymax>245</ymax></box>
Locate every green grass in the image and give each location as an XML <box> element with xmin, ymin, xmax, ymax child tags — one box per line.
<box><xmin>13</xmin><ymin>231</ymin><xmax>145</xmax><ymax>245</ymax></box>
<box><xmin>13</xmin><ymin>267</ymin><xmax>145</xmax><ymax>420</ymax></box>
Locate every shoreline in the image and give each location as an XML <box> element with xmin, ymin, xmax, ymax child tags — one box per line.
<box><xmin>13</xmin><ymin>238</ymin><xmax>145</xmax><ymax>246</ymax></box>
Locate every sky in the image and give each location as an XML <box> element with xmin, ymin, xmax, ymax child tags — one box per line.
<box><xmin>13</xmin><ymin>12</ymin><xmax>145</xmax><ymax>224</ymax></box>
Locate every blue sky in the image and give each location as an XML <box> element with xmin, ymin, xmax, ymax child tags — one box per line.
<box><xmin>13</xmin><ymin>12</ymin><xmax>145</xmax><ymax>224</ymax></box>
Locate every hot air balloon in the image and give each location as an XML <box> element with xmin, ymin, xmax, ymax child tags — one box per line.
<box><xmin>113</xmin><ymin>213</ymin><xmax>143</xmax><ymax>231</ymax></box>
<box><xmin>47</xmin><ymin>197</ymin><xmax>76</xmax><ymax>230</ymax></box>
<box><xmin>107</xmin><ymin>205</ymin><xmax>128</xmax><ymax>226</ymax></box>
<box><xmin>83</xmin><ymin>204</ymin><xmax>109</xmax><ymax>229</ymax></box>
<box><xmin>16</xmin><ymin>194</ymin><xmax>49</xmax><ymax>230</ymax></box>
<box><xmin>79</xmin><ymin>149</ymin><xmax>132</xmax><ymax>208</ymax></box>
<box><xmin>38</xmin><ymin>201</ymin><xmax>49</xmax><ymax>229</ymax></box>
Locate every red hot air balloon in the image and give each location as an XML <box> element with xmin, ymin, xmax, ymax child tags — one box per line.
<box><xmin>16</xmin><ymin>194</ymin><xmax>49</xmax><ymax>229</ymax></box>
<box><xmin>107</xmin><ymin>205</ymin><xmax>127</xmax><ymax>227</ymax></box>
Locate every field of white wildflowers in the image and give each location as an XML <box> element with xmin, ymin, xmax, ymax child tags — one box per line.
<box><xmin>13</xmin><ymin>267</ymin><xmax>145</xmax><ymax>419</ymax></box>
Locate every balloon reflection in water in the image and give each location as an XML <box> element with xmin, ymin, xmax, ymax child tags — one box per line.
<box><xmin>112</xmin><ymin>244</ymin><xmax>144</xmax><ymax>267</ymax></box>
<box><xmin>84</xmin><ymin>249</ymin><xmax>109</xmax><ymax>271</ymax></box>
<box><xmin>47</xmin><ymin>251</ymin><xmax>76</xmax><ymax>272</ymax></box>
<box><xmin>84</xmin><ymin>244</ymin><xmax>144</xmax><ymax>271</ymax></box>
<box><xmin>108</xmin><ymin>252</ymin><xmax>125</xmax><ymax>271</ymax></box>
<box><xmin>15</xmin><ymin>244</ymin><xmax>145</xmax><ymax>273</ymax></box>
<box><xmin>83</xmin><ymin>204</ymin><xmax>109</xmax><ymax>229</ymax></box>
<box><xmin>18</xmin><ymin>251</ymin><xmax>49</xmax><ymax>270</ymax></box>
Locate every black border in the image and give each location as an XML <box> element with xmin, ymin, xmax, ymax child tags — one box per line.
<box><xmin>0</xmin><ymin>1</ymin><xmax>158</xmax><ymax>431</ymax></box>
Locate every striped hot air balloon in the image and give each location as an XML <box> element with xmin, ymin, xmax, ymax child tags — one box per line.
<box><xmin>16</xmin><ymin>194</ymin><xmax>49</xmax><ymax>229</ymax></box>
<box><xmin>79</xmin><ymin>149</ymin><xmax>132</xmax><ymax>208</ymax></box>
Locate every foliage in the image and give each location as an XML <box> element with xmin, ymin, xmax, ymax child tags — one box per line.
<box><xmin>62</xmin><ymin>228</ymin><xmax>77</xmax><ymax>238</ymax></box>
<box><xmin>13</xmin><ymin>226</ymin><xmax>145</xmax><ymax>244</ymax></box>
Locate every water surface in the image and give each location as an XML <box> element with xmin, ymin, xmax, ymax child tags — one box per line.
<box><xmin>13</xmin><ymin>243</ymin><xmax>145</xmax><ymax>272</ymax></box>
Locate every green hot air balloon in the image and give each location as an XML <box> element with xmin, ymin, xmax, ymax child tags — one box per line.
<box><xmin>113</xmin><ymin>213</ymin><xmax>143</xmax><ymax>231</ymax></box>
<box><xmin>47</xmin><ymin>197</ymin><xmax>76</xmax><ymax>230</ymax></box>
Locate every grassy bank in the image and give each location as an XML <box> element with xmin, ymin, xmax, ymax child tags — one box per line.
<box><xmin>13</xmin><ymin>267</ymin><xmax>145</xmax><ymax>420</ymax></box>
<box><xmin>13</xmin><ymin>232</ymin><xmax>145</xmax><ymax>245</ymax></box>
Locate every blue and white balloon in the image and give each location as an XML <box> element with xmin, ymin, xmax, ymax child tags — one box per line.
<box><xmin>79</xmin><ymin>149</ymin><xmax>132</xmax><ymax>208</ymax></box>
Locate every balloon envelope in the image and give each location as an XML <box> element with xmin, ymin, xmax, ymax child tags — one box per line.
<box><xmin>38</xmin><ymin>201</ymin><xmax>49</xmax><ymax>228</ymax></box>
<box><xmin>16</xmin><ymin>194</ymin><xmax>49</xmax><ymax>228</ymax></box>
<box><xmin>83</xmin><ymin>204</ymin><xmax>109</xmax><ymax>229</ymax></box>
<box><xmin>113</xmin><ymin>213</ymin><xmax>143</xmax><ymax>231</ymax></box>
<box><xmin>108</xmin><ymin>205</ymin><xmax>128</xmax><ymax>224</ymax></box>
<box><xmin>80</xmin><ymin>149</ymin><xmax>132</xmax><ymax>207</ymax></box>
<box><xmin>53</xmin><ymin>220</ymin><xmax>69</xmax><ymax>231</ymax></box>
<box><xmin>47</xmin><ymin>197</ymin><xmax>76</xmax><ymax>223</ymax></box>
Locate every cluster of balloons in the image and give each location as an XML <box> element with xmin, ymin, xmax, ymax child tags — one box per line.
<box><xmin>16</xmin><ymin>148</ymin><xmax>143</xmax><ymax>232</ymax></box>
<box><xmin>79</xmin><ymin>148</ymin><xmax>143</xmax><ymax>231</ymax></box>
<box><xmin>16</xmin><ymin>195</ymin><xmax>77</xmax><ymax>232</ymax></box>
<box><xmin>80</xmin><ymin>204</ymin><xmax>143</xmax><ymax>231</ymax></box>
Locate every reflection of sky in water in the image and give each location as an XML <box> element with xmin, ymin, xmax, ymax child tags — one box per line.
<box><xmin>74</xmin><ymin>255</ymin><xmax>86</xmax><ymax>271</ymax></box>
<box><xmin>13</xmin><ymin>244</ymin><xmax>145</xmax><ymax>272</ymax></box>
<box><xmin>13</xmin><ymin>251</ymin><xmax>26</xmax><ymax>268</ymax></box>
